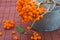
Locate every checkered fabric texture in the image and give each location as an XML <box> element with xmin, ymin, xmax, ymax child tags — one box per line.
<box><xmin>0</xmin><ymin>0</ymin><xmax>28</xmax><ymax>40</ymax></box>
<box><xmin>0</xmin><ymin>0</ymin><xmax>60</xmax><ymax>40</ymax></box>
<box><xmin>0</xmin><ymin>0</ymin><xmax>22</xmax><ymax>23</ymax></box>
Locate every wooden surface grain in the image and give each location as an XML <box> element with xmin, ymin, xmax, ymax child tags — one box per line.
<box><xmin>0</xmin><ymin>0</ymin><xmax>60</xmax><ymax>40</ymax></box>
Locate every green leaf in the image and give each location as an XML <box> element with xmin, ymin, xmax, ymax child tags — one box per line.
<box><xmin>16</xmin><ymin>26</ymin><xmax>24</xmax><ymax>33</ymax></box>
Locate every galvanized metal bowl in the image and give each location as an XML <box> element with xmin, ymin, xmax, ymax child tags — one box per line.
<box><xmin>29</xmin><ymin>0</ymin><xmax>60</xmax><ymax>31</ymax></box>
<box><xmin>32</xmin><ymin>6</ymin><xmax>60</xmax><ymax>31</ymax></box>
<box><xmin>54</xmin><ymin>0</ymin><xmax>60</xmax><ymax>3</ymax></box>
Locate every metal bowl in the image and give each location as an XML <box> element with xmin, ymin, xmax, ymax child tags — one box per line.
<box><xmin>31</xmin><ymin>6</ymin><xmax>60</xmax><ymax>31</ymax></box>
<box><xmin>54</xmin><ymin>0</ymin><xmax>60</xmax><ymax>3</ymax></box>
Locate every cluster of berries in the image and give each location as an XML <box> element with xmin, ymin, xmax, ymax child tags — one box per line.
<box><xmin>3</xmin><ymin>20</ymin><xmax>14</xmax><ymax>30</ymax></box>
<box><xmin>31</xmin><ymin>32</ymin><xmax>41</xmax><ymax>40</ymax></box>
<box><xmin>16</xmin><ymin>0</ymin><xmax>47</xmax><ymax>23</ymax></box>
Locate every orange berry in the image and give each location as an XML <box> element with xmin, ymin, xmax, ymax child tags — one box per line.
<box><xmin>18</xmin><ymin>12</ymin><xmax>23</xmax><ymax>16</ymax></box>
<box><xmin>28</xmin><ymin>16</ymin><xmax>32</xmax><ymax>20</ymax></box>
<box><xmin>8</xmin><ymin>23</ymin><xmax>14</xmax><ymax>28</ymax></box>
<box><xmin>6</xmin><ymin>27</ymin><xmax>10</xmax><ymax>30</ymax></box>
<box><xmin>16</xmin><ymin>7</ymin><xmax>21</xmax><ymax>12</ymax></box>
<box><xmin>22</xmin><ymin>19</ymin><xmax>26</xmax><ymax>23</ymax></box>
<box><xmin>37</xmin><ymin>36</ymin><xmax>41</xmax><ymax>39</ymax></box>
<box><xmin>12</xmin><ymin>30</ymin><xmax>15</xmax><ymax>34</ymax></box>
<box><xmin>35</xmin><ymin>33</ymin><xmax>39</xmax><ymax>36</ymax></box>
<box><xmin>9</xmin><ymin>20</ymin><xmax>14</xmax><ymax>25</ymax></box>
<box><xmin>36</xmin><ymin>17</ymin><xmax>40</xmax><ymax>21</ymax></box>
<box><xmin>31</xmin><ymin>36</ymin><xmax>33</xmax><ymax>39</ymax></box>
<box><xmin>4</xmin><ymin>22</ymin><xmax>8</xmax><ymax>25</ymax></box>
<box><xmin>10</xmin><ymin>25</ymin><xmax>13</xmax><ymax>28</ymax></box>
<box><xmin>34</xmin><ymin>36</ymin><xmax>37</xmax><ymax>40</ymax></box>
<box><xmin>23</xmin><ymin>16</ymin><xmax>27</xmax><ymax>19</ymax></box>
<box><xmin>34</xmin><ymin>35</ymin><xmax>37</xmax><ymax>37</ymax></box>
<box><xmin>0</xmin><ymin>32</ymin><xmax>2</xmax><ymax>36</ymax></box>
<box><xmin>28</xmin><ymin>12</ymin><xmax>33</xmax><ymax>16</ymax></box>
<box><xmin>3</xmin><ymin>25</ymin><xmax>6</xmax><ymax>29</ymax></box>
<box><xmin>13</xmin><ymin>36</ymin><xmax>18</xmax><ymax>40</ymax></box>
<box><xmin>6</xmin><ymin>24</ymin><xmax>10</xmax><ymax>27</ymax></box>
<box><xmin>26</xmin><ymin>26</ymin><xmax>31</xmax><ymax>30</ymax></box>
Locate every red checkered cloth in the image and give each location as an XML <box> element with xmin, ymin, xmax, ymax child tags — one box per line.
<box><xmin>0</xmin><ymin>0</ymin><xmax>24</xmax><ymax>40</ymax></box>
<box><xmin>0</xmin><ymin>0</ymin><xmax>18</xmax><ymax>22</ymax></box>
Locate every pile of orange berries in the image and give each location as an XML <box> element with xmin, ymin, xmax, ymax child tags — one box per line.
<box><xmin>16</xmin><ymin>0</ymin><xmax>47</xmax><ymax>23</ymax></box>
<box><xmin>31</xmin><ymin>32</ymin><xmax>41</xmax><ymax>40</ymax></box>
<box><xmin>3</xmin><ymin>20</ymin><xmax>14</xmax><ymax>30</ymax></box>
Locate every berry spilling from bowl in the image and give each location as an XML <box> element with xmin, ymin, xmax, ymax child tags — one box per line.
<box><xmin>16</xmin><ymin>0</ymin><xmax>48</xmax><ymax>23</ymax></box>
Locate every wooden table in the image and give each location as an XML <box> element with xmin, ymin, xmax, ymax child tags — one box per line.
<box><xmin>0</xmin><ymin>0</ymin><xmax>60</xmax><ymax>40</ymax></box>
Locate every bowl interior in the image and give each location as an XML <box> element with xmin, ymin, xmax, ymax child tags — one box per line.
<box><xmin>54</xmin><ymin>0</ymin><xmax>60</xmax><ymax>3</ymax></box>
<box><xmin>37</xmin><ymin>0</ymin><xmax>55</xmax><ymax>11</ymax></box>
